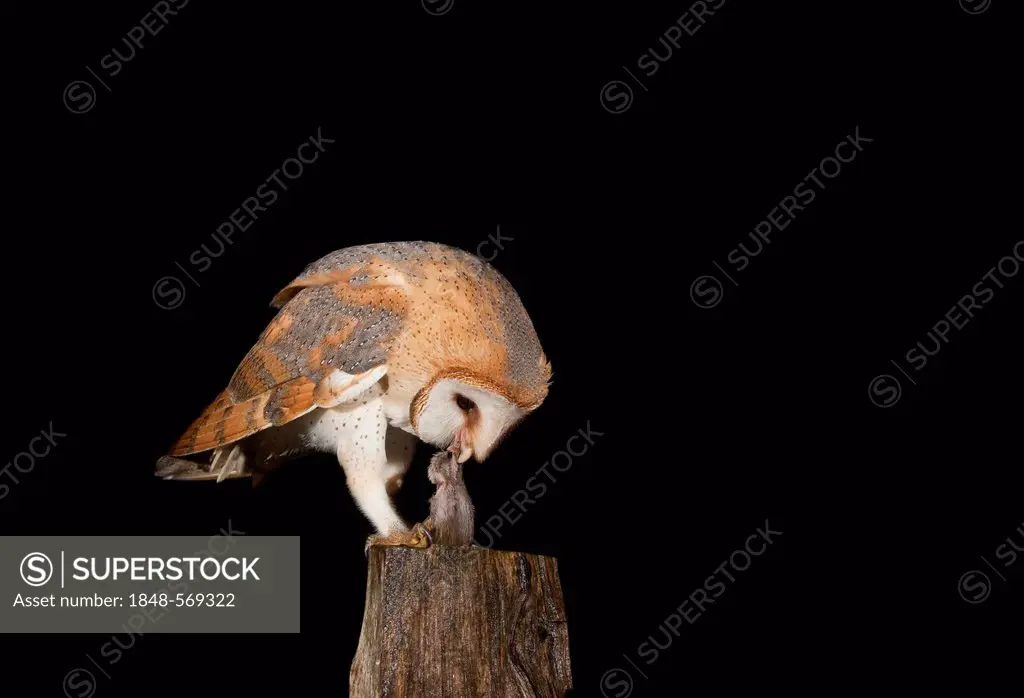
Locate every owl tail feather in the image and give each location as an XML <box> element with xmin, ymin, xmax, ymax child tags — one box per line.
<box><xmin>154</xmin><ymin>452</ymin><xmax>253</xmax><ymax>482</ymax></box>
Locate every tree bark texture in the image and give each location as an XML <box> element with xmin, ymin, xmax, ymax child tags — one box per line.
<box><xmin>350</xmin><ymin>545</ymin><xmax>572</xmax><ymax>697</ymax></box>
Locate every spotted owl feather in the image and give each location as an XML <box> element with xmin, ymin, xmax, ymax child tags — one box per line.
<box><xmin>169</xmin><ymin>242</ymin><xmax>550</xmax><ymax>457</ymax></box>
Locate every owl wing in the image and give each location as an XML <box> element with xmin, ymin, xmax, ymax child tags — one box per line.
<box><xmin>168</xmin><ymin>275</ymin><xmax>400</xmax><ymax>457</ymax></box>
<box><xmin>269</xmin><ymin>251</ymin><xmax>409</xmax><ymax>308</ymax></box>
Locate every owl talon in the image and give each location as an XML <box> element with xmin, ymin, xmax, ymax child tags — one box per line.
<box><xmin>364</xmin><ymin>523</ymin><xmax>433</xmax><ymax>555</ymax></box>
<box><xmin>415</xmin><ymin>521</ymin><xmax>433</xmax><ymax>546</ymax></box>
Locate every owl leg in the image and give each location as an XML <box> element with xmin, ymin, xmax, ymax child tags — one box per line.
<box><xmin>377</xmin><ymin>429</ymin><xmax>433</xmax><ymax>548</ymax></box>
<box><xmin>332</xmin><ymin>398</ymin><xmax>405</xmax><ymax>536</ymax></box>
<box><xmin>330</xmin><ymin>396</ymin><xmax>429</xmax><ymax>552</ymax></box>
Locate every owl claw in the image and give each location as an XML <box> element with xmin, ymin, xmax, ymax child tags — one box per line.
<box><xmin>415</xmin><ymin>521</ymin><xmax>434</xmax><ymax>546</ymax></box>
<box><xmin>364</xmin><ymin>523</ymin><xmax>434</xmax><ymax>557</ymax></box>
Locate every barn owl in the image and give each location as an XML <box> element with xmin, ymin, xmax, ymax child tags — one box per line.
<box><xmin>156</xmin><ymin>241</ymin><xmax>551</xmax><ymax>547</ymax></box>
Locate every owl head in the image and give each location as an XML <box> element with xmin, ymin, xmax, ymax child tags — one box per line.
<box><xmin>410</xmin><ymin>363</ymin><xmax>550</xmax><ymax>463</ymax></box>
<box><xmin>392</xmin><ymin>241</ymin><xmax>551</xmax><ymax>462</ymax></box>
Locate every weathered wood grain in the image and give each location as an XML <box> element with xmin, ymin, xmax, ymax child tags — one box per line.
<box><xmin>350</xmin><ymin>546</ymin><xmax>572</xmax><ymax>697</ymax></box>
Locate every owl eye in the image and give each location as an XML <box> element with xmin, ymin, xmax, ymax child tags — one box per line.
<box><xmin>454</xmin><ymin>394</ymin><xmax>476</xmax><ymax>411</ymax></box>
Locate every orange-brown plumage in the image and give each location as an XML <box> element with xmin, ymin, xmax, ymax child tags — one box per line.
<box><xmin>166</xmin><ymin>242</ymin><xmax>550</xmax><ymax>459</ymax></box>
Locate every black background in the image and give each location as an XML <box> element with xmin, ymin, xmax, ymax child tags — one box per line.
<box><xmin>4</xmin><ymin>0</ymin><xmax>1020</xmax><ymax>695</ymax></box>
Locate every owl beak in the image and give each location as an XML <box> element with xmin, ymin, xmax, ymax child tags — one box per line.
<box><xmin>448</xmin><ymin>428</ymin><xmax>474</xmax><ymax>464</ymax></box>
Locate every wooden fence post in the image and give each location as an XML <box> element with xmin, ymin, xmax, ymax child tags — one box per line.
<box><xmin>350</xmin><ymin>545</ymin><xmax>572</xmax><ymax>697</ymax></box>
